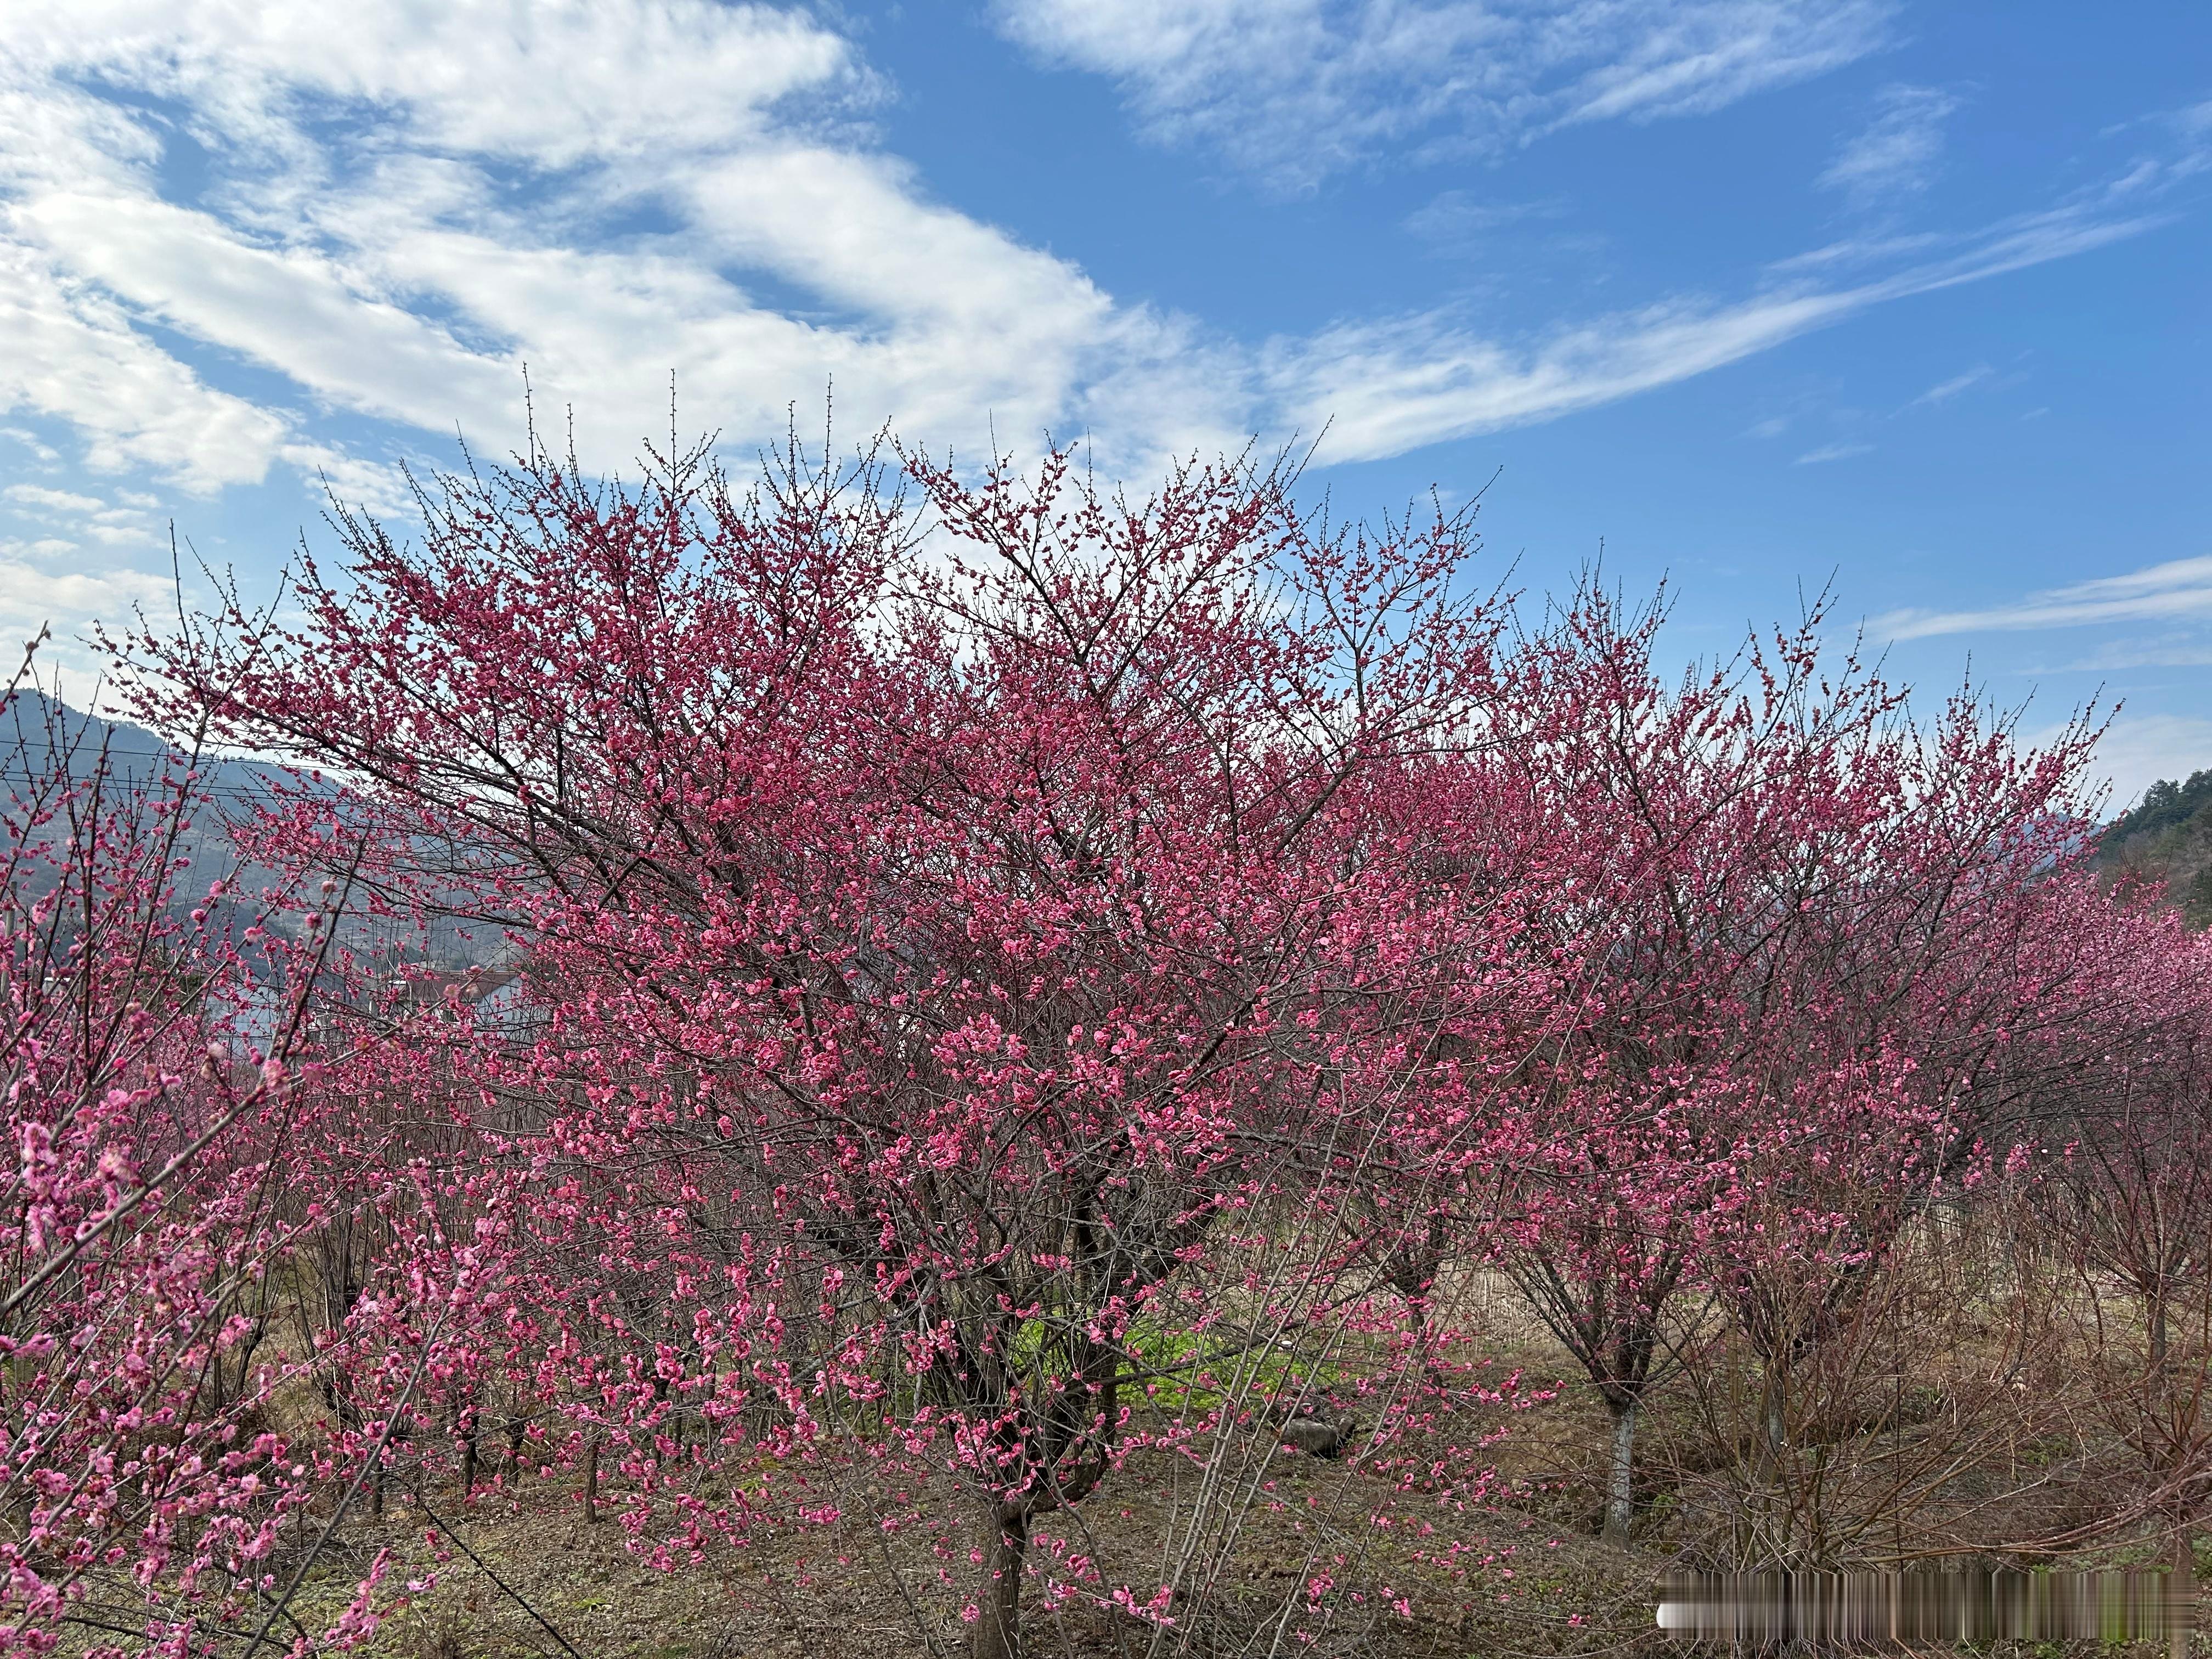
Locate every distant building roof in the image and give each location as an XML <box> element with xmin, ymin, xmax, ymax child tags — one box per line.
<box><xmin>388</xmin><ymin>966</ymin><xmax>518</xmax><ymax>1007</ymax></box>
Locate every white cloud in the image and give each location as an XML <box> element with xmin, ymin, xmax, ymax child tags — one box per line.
<box><xmin>0</xmin><ymin>553</ymin><xmax>174</xmax><ymax>648</ymax></box>
<box><xmin>1273</xmin><ymin>180</ymin><xmax>2168</xmax><ymax>464</ymax></box>
<box><xmin>0</xmin><ymin>2</ymin><xmax>858</xmax><ymax>172</ymax></box>
<box><xmin>1403</xmin><ymin>191</ymin><xmax>1571</xmax><ymax>243</ymax></box>
<box><xmin>0</xmin><ymin>426</ymin><xmax>60</xmax><ymax>463</ymax></box>
<box><xmin>1269</xmin><ymin>286</ymin><xmax>1859</xmax><ymax>462</ymax></box>
<box><xmin>2046</xmin><ymin>636</ymin><xmax>2212</xmax><ymax>674</ymax></box>
<box><xmin>4</xmin><ymin>484</ymin><xmax>105</xmax><ymax>514</ymax></box>
<box><xmin>0</xmin><ymin>2</ymin><xmax>1265</xmax><ymax>488</ymax></box>
<box><xmin>2064</xmin><ymin>713</ymin><xmax>2212</xmax><ymax>815</ymax></box>
<box><xmin>1880</xmin><ymin>555</ymin><xmax>2212</xmax><ymax>640</ymax></box>
<box><xmin>0</xmin><ymin>240</ymin><xmax>292</xmax><ymax>492</ymax></box>
<box><xmin>1</xmin><ymin>481</ymin><xmax>161</xmax><ymax>546</ymax></box>
<box><xmin>995</xmin><ymin>0</ymin><xmax>1895</xmax><ymax>189</ymax></box>
<box><xmin>9</xmin><ymin>193</ymin><xmax>526</xmax><ymax>438</ymax></box>
<box><xmin>278</xmin><ymin>444</ymin><xmax>420</xmax><ymax>523</ymax></box>
<box><xmin>1819</xmin><ymin>83</ymin><xmax>1962</xmax><ymax>210</ymax></box>
<box><xmin>1795</xmin><ymin>439</ymin><xmax>1871</xmax><ymax>463</ymax></box>
<box><xmin>1911</xmin><ymin>363</ymin><xmax>1992</xmax><ymax>405</ymax></box>
<box><xmin>0</xmin><ymin>0</ymin><xmax>2184</xmax><ymax>538</ymax></box>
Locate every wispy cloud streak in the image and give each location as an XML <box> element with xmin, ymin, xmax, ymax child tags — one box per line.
<box><xmin>1880</xmin><ymin>556</ymin><xmax>2212</xmax><ymax>640</ymax></box>
<box><xmin>994</xmin><ymin>0</ymin><xmax>1896</xmax><ymax>190</ymax></box>
<box><xmin>0</xmin><ymin>1</ymin><xmax>2188</xmax><ymax>505</ymax></box>
<box><xmin>1819</xmin><ymin>83</ymin><xmax>1962</xmax><ymax>210</ymax></box>
<box><xmin>1912</xmin><ymin>364</ymin><xmax>1993</xmax><ymax>405</ymax></box>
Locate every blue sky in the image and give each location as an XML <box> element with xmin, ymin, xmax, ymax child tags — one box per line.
<box><xmin>1</xmin><ymin>1</ymin><xmax>2206</xmax><ymax>805</ymax></box>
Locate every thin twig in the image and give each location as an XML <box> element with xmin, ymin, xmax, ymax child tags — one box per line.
<box><xmin>414</xmin><ymin>1492</ymin><xmax>589</xmax><ymax>1659</ymax></box>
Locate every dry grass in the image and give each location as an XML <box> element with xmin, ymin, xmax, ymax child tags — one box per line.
<box><xmin>46</xmin><ymin>1249</ymin><xmax>2211</xmax><ymax>1656</ymax></box>
<box><xmin>255</xmin><ymin>1443</ymin><xmax>1654</xmax><ymax>1659</ymax></box>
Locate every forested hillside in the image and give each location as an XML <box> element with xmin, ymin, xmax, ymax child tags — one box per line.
<box><xmin>2097</xmin><ymin>769</ymin><xmax>2212</xmax><ymax>926</ymax></box>
<box><xmin>2</xmin><ymin>686</ymin><xmax>495</xmax><ymax>968</ymax></box>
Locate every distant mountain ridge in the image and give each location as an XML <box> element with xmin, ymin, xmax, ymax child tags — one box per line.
<box><xmin>22</xmin><ymin>686</ymin><xmax>2209</xmax><ymax>941</ymax></box>
<box><xmin>2</xmin><ymin>690</ymin><xmax>487</xmax><ymax>967</ymax></box>
<box><xmin>2</xmin><ymin>687</ymin><xmax>279</xmax><ymax>932</ymax></box>
<box><xmin>2094</xmin><ymin>769</ymin><xmax>2212</xmax><ymax>927</ymax></box>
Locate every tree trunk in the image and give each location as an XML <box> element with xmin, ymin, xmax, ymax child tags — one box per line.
<box><xmin>970</xmin><ymin>1506</ymin><xmax>1029</xmax><ymax>1659</ymax></box>
<box><xmin>1389</xmin><ymin>1238</ymin><xmax>1443</xmax><ymax>1390</ymax></box>
<box><xmin>1602</xmin><ymin>1397</ymin><xmax>1638</xmax><ymax>1544</ymax></box>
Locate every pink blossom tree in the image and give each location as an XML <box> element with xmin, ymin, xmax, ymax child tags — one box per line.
<box><xmin>91</xmin><ymin>418</ymin><xmax>2198</xmax><ymax>1647</ymax></box>
<box><xmin>1478</xmin><ymin>586</ymin><xmax>2118</xmax><ymax>1545</ymax></box>
<box><xmin>123</xmin><ymin>434</ymin><xmax>1582</xmax><ymax>1658</ymax></box>
<box><xmin>0</xmin><ymin>655</ymin><xmax>404</xmax><ymax>1655</ymax></box>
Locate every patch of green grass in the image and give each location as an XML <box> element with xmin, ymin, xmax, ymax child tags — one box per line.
<box><xmin>1118</xmin><ymin>1317</ymin><xmax>1357</xmax><ymax>1420</ymax></box>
